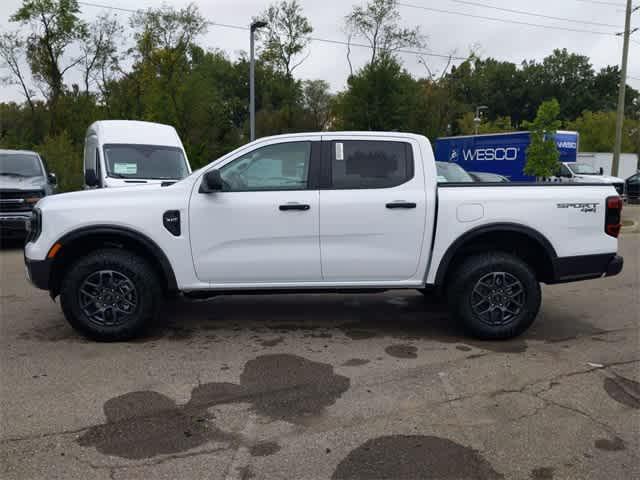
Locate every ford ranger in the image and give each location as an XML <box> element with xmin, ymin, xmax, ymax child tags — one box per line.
<box><xmin>24</xmin><ymin>132</ymin><xmax>624</xmax><ymax>341</ymax></box>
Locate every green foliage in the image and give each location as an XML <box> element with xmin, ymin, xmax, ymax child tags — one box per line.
<box><xmin>567</xmin><ymin>110</ymin><xmax>640</xmax><ymax>154</ymax></box>
<box><xmin>35</xmin><ymin>130</ymin><xmax>81</xmax><ymax>192</ymax></box>
<box><xmin>523</xmin><ymin>99</ymin><xmax>561</xmax><ymax>179</ymax></box>
<box><xmin>257</xmin><ymin>0</ymin><xmax>312</xmax><ymax>77</ymax></box>
<box><xmin>457</xmin><ymin>112</ymin><xmax>514</xmax><ymax>135</ymax></box>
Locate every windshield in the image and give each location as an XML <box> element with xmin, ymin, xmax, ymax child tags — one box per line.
<box><xmin>0</xmin><ymin>153</ymin><xmax>44</xmax><ymax>177</ymax></box>
<box><xmin>436</xmin><ymin>162</ymin><xmax>474</xmax><ymax>182</ymax></box>
<box><xmin>568</xmin><ymin>163</ymin><xmax>599</xmax><ymax>175</ymax></box>
<box><xmin>103</xmin><ymin>144</ymin><xmax>189</xmax><ymax>180</ymax></box>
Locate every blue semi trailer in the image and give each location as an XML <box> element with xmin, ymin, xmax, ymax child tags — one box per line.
<box><xmin>434</xmin><ymin>131</ymin><xmax>579</xmax><ymax>181</ymax></box>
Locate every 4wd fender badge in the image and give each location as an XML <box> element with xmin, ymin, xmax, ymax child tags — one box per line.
<box><xmin>557</xmin><ymin>202</ymin><xmax>598</xmax><ymax>213</ymax></box>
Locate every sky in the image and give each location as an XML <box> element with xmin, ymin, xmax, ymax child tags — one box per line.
<box><xmin>1</xmin><ymin>0</ymin><xmax>639</xmax><ymax>103</ymax></box>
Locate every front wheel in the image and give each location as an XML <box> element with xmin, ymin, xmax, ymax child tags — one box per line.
<box><xmin>60</xmin><ymin>249</ymin><xmax>161</xmax><ymax>341</ymax></box>
<box><xmin>447</xmin><ymin>252</ymin><xmax>541</xmax><ymax>339</ymax></box>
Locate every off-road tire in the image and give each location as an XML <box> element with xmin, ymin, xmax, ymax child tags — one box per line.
<box><xmin>447</xmin><ymin>252</ymin><xmax>541</xmax><ymax>339</ymax></box>
<box><xmin>60</xmin><ymin>248</ymin><xmax>161</xmax><ymax>341</ymax></box>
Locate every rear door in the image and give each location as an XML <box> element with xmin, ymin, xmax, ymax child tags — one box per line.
<box><xmin>319</xmin><ymin>136</ymin><xmax>427</xmax><ymax>282</ymax></box>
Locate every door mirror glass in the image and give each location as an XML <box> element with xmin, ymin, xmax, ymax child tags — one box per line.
<box><xmin>199</xmin><ymin>169</ymin><xmax>224</xmax><ymax>193</ymax></box>
<box><xmin>85</xmin><ymin>169</ymin><xmax>99</xmax><ymax>187</ymax></box>
<box><xmin>48</xmin><ymin>172</ymin><xmax>57</xmax><ymax>185</ymax></box>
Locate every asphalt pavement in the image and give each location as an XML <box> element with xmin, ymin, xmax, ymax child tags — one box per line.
<box><xmin>1</xmin><ymin>207</ymin><xmax>638</xmax><ymax>480</ymax></box>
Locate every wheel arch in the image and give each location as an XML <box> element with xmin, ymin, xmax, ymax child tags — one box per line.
<box><xmin>48</xmin><ymin>225</ymin><xmax>178</xmax><ymax>298</ymax></box>
<box><xmin>434</xmin><ymin>223</ymin><xmax>558</xmax><ymax>287</ymax></box>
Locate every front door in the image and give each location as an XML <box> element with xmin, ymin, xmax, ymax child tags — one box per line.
<box><xmin>319</xmin><ymin>136</ymin><xmax>427</xmax><ymax>282</ymax></box>
<box><xmin>189</xmin><ymin>139</ymin><xmax>321</xmax><ymax>285</ymax></box>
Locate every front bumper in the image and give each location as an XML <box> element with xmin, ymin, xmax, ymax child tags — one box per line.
<box><xmin>24</xmin><ymin>256</ymin><xmax>52</xmax><ymax>290</ymax></box>
<box><xmin>0</xmin><ymin>214</ymin><xmax>30</xmax><ymax>238</ymax></box>
<box><xmin>551</xmin><ymin>253</ymin><xmax>624</xmax><ymax>283</ymax></box>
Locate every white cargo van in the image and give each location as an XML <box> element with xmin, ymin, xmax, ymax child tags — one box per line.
<box><xmin>83</xmin><ymin>121</ymin><xmax>191</xmax><ymax>188</ymax></box>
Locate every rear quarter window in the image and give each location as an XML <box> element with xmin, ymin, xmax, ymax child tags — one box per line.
<box><xmin>330</xmin><ymin>140</ymin><xmax>414</xmax><ymax>189</ymax></box>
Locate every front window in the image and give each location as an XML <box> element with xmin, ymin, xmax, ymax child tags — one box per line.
<box><xmin>0</xmin><ymin>153</ymin><xmax>43</xmax><ymax>178</ymax></box>
<box><xmin>436</xmin><ymin>162</ymin><xmax>474</xmax><ymax>182</ymax></box>
<box><xmin>220</xmin><ymin>142</ymin><xmax>311</xmax><ymax>191</ymax></box>
<box><xmin>568</xmin><ymin>163</ymin><xmax>599</xmax><ymax>175</ymax></box>
<box><xmin>103</xmin><ymin>144</ymin><xmax>189</xmax><ymax>180</ymax></box>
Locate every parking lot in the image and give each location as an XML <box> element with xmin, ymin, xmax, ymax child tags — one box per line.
<box><xmin>0</xmin><ymin>207</ymin><xmax>638</xmax><ymax>480</ymax></box>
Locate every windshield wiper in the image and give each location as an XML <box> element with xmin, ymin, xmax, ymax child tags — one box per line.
<box><xmin>0</xmin><ymin>172</ymin><xmax>28</xmax><ymax>177</ymax></box>
<box><xmin>107</xmin><ymin>173</ymin><xmax>128</xmax><ymax>179</ymax></box>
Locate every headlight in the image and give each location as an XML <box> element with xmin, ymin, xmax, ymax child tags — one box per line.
<box><xmin>24</xmin><ymin>191</ymin><xmax>44</xmax><ymax>207</ymax></box>
<box><xmin>26</xmin><ymin>208</ymin><xmax>42</xmax><ymax>243</ymax></box>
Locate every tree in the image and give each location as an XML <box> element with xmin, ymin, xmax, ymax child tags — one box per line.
<box><xmin>0</xmin><ymin>32</ymin><xmax>35</xmax><ymax>115</ymax></box>
<box><xmin>10</xmin><ymin>0</ymin><xmax>87</xmax><ymax>124</ymax></box>
<box><xmin>334</xmin><ymin>54</ymin><xmax>420</xmax><ymax>131</ymax></box>
<box><xmin>257</xmin><ymin>0</ymin><xmax>312</xmax><ymax>78</ymax></box>
<box><xmin>524</xmin><ymin>99</ymin><xmax>562</xmax><ymax>179</ymax></box>
<box><xmin>345</xmin><ymin>0</ymin><xmax>424</xmax><ymax>65</ymax></box>
<box><xmin>302</xmin><ymin>80</ymin><xmax>332</xmax><ymax>130</ymax></box>
<box><xmin>567</xmin><ymin>110</ymin><xmax>640</xmax><ymax>154</ymax></box>
<box><xmin>35</xmin><ymin>130</ymin><xmax>81</xmax><ymax>191</ymax></box>
<box><xmin>77</xmin><ymin>13</ymin><xmax>123</xmax><ymax>96</ymax></box>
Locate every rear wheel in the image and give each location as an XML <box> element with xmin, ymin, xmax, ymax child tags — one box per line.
<box><xmin>447</xmin><ymin>252</ymin><xmax>540</xmax><ymax>339</ymax></box>
<box><xmin>60</xmin><ymin>249</ymin><xmax>161</xmax><ymax>341</ymax></box>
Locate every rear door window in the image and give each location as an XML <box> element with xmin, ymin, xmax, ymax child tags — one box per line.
<box><xmin>329</xmin><ymin>140</ymin><xmax>413</xmax><ymax>189</ymax></box>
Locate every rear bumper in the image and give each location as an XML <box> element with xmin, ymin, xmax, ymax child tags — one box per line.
<box><xmin>551</xmin><ymin>253</ymin><xmax>623</xmax><ymax>283</ymax></box>
<box><xmin>24</xmin><ymin>256</ymin><xmax>52</xmax><ymax>290</ymax></box>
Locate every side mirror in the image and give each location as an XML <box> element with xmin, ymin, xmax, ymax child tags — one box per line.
<box><xmin>599</xmin><ymin>167</ymin><xmax>604</xmax><ymax>175</ymax></box>
<box><xmin>85</xmin><ymin>169</ymin><xmax>99</xmax><ymax>187</ymax></box>
<box><xmin>199</xmin><ymin>169</ymin><xmax>224</xmax><ymax>193</ymax></box>
<box><xmin>48</xmin><ymin>172</ymin><xmax>57</xmax><ymax>185</ymax></box>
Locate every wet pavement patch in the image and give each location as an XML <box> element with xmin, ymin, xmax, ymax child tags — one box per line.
<box><xmin>341</xmin><ymin>359</ymin><xmax>370</xmax><ymax>367</ymax></box>
<box><xmin>77</xmin><ymin>354</ymin><xmax>349</xmax><ymax>459</ymax></box>
<box><xmin>594</xmin><ymin>436</ymin><xmax>626</xmax><ymax>451</ymax></box>
<box><xmin>603</xmin><ymin>375</ymin><xmax>640</xmax><ymax>409</ymax></box>
<box><xmin>531</xmin><ymin>466</ymin><xmax>554</xmax><ymax>479</ymax></box>
<box><xmin>249</xmin><ymin>441</ymin><xmax>281</xmax><ymax>457</ymax></box>
<box><xmin>331</xmin><ymin>435</ymin><xmax>502</xmax><ymax>479</ymax></box>
<box><xmin>385</xmin><ymin>344</ymin><xmax>418</xmax><ymax>359</ymax></box>
<box><xmin>259</xmin><ymin>337</ymin><xmax>284</xmax><ymax>347</ymax></box>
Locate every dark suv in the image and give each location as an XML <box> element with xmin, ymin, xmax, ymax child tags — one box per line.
<box><xmin>0</xmin><ymin>150</ymin><xmax>57</xmax><ymax>240</ymax></box>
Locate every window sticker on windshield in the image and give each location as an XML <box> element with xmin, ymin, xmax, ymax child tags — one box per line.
<box><xmin>335</xmin><ymin>142</ymin><xmax>344</xmax><ymax>161</ymax></box>
<box><xmin>437</xmin><ymin>175</ymin><xmax>448</xmax><ymax>182</ymax></box>
<box><xmin>113</xmin><ymin>163</ymin><xmax>137</xmax><ymax>175</ymax></box>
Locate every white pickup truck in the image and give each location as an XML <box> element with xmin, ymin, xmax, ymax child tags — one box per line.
<box><xmin>24</xmin><ymin>132</ymin><xmax>624</xmax><ymax>341</ymax></box>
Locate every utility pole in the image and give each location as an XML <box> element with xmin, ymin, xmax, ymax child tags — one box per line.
<box><xmin>612</xmin><ymin>0</ymin><xmax>638</xmax><ymax>177</ymax></box>
<box><xmin>249</xmin><ymin>20</ymin><xmax>267</xmax><ymax>142</ymax></box>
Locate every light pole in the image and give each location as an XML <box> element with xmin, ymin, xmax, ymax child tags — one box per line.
<box><xmin>612</xmin><ymin>0</ymin><xmax>638</xmax><ymax>177</ymax></box>
<box><xmin>250</xmin><ymin>20</ymin><xmax>267</xmax><ymax>142</ymax></box>
<box><xmin>474</xmin><ymin>105</ymin><xmax>488</xmax><ymax>135</ymax></box>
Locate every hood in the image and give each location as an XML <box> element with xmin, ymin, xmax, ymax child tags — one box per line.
<box><xmin>36</xmin><ymin>180</ymin><xmax>188</xmax><ymax>211</ymax></box>
<box><xmin>574</xmin><ymin>174</ymin><xmax>624</xmax><ymax>183</ymax></box>
<box><xmin>0</xmin><ymin>175</ymin><xmax>46</xmax><ymax>191</ymax></box>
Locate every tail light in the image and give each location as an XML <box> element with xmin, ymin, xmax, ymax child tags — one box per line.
<box><xmin>605</xmin><ymin>196</ymin><xmax>622</xmax><ymax>238</ymax></box>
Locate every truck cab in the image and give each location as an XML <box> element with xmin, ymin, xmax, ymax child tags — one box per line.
<box><xmin>83</xmin><ymin>121</ymin><xmax>191</xmax><ymax>189</ymax></box>
<box><xmin>558</xmin><ymin>162</ymin><xmax>625</xmax><ymax>196</ymax></box>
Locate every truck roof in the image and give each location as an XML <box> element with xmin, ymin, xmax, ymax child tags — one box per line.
<box><xmin>87</xmin><ymin>120</ymin><xmax>183</xmax><ymax>148</ymax></box>
<box><xmin>0</xmin><ymin>149</ymin><xmax>40</xmax><ymax>156</ymax></box>
<box><xmin>254</xmin><ymin>131</ymin><xmax>429</xmax><ymax>142</ymax></box>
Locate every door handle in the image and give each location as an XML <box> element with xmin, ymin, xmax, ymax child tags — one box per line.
<box><xmin>386</xmin><ymin>201</ymin><xmax>417</xmax><ymax>209</ymax></box>
<box><xmin>279</xmin><ymin>203</ymin><xmax>310</xmax><ymax>211</ymax></box>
